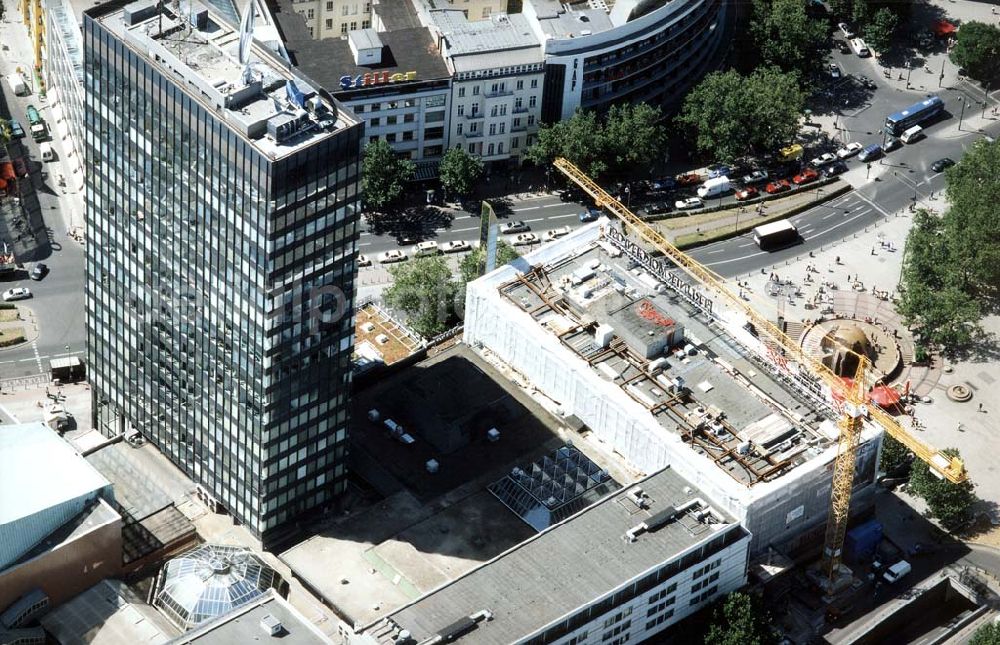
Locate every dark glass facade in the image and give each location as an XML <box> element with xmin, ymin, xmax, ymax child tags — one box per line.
<box><xmin>83</xmin><ymin>3</ymin><xmax>363</xmax><ymax>548</ymax></box>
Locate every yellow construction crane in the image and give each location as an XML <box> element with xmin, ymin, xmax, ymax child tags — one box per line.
<box><xmin>552</xmin><ymin>157</ymin><xmax>966</xmax><ymax>581</ymax></box>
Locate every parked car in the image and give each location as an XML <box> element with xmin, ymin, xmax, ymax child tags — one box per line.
<box><xmin>838</xmin><ymin>22</ymin><xmax>854</xmax><ymax>38</ymax></box>
<box><xmin>837</xmin><ymin>40</ymin><xmax>851</xmax><ymax>54</ymax></box>
<box><xmin>644</xmin><ymin>201</ymin><xmax>672</xmax><ymax>215</ymax></box>
<box><xmin>810</xmin><ymin>153</ymin><xmax>837</xmax><ymax>167</ymax></box>
<box><xmin>741</xmin><ymin>169</ymin><xmax>769</xmax><ymax>185</ymax></box>
<box><xmin>500</xmin><ymin>220</ymin><xmax>530</xmax><ymax>234</ymax></box>
<box><xmin>856</xmin><ymin>75</ymin><xmax>877</xmax><ymax>90</ymax></box>
<box><xmin>930</xmin><ymin>157</ymin><xmax>955</xmax><ymax>173</ymax></box>
<box><xmin>707</xmin><ymin>164</ymin><xmax>733</xmax><ymax>179</ymax></box>
<box><xmin>793</xmin><ymin>167</ymin><xmax>820</xmax><ymax>185</ymax></box>
<box><xmin>836</xmin><ymin>142</ymin><xmax>863</xmax><ymax>158</ymax></box>
<box><xmin>357</xmin><ymin>254</ymin><xmax>372</xmax><ymax>267</ymax></box>
<box><xmin>579</xmin><ymin>208</ymin><xmax>601</xmax><ymax>223</ymax></box>
<box><xmin>829</xmin><ymin>63</ymin><xmax>841</xmax><ymax>79</ymax></box>
<box><xmin>823</xmin><ymin>161</ymin><xmax>848</xmax><ymax>177</ymax></box>
<box><xmin>511</xmin><ymin>233</ymin><xmax>538</xmax><ymax>246</ymax></box>
<box><xmin>765</xmin><ymin>179</ymin><xmax>792</xmax><ymax>194</ymax></box>
<box><xmin>675</xmin><ymin>197</ymin><xmax>704</xmax><ymax>210</ymax></box>
<box><xmin>883</xmin><ymin>137</ymin><xmax>902</xmax><ymax>152</ymax></box>
<box><xmin>396</xmin><ymin>233</ymin><xmax>419</xmax><ymax>246</ymax></box>
<box><xmin>377</xmin><ymin>249</ymin><xmax>407</xmax><ymax>263</ymax></box>
<box><xmin>9</xmin><ymin>119</ymin><xmax>25</xmax><ymax>139</ymax></box>
<box><xmin>647</xmin><ymin>177</ymin><xmax>677</xmax><ymax>192</ymax></box>
<box><xmin>543</xmin><ymin>226</ymin><xmax>572</xmax><ymax>241</ymax></box>
<box><xmin>30</xmin><ymin>263</ymin><xmax>48</xmax><ymax>280</ymax></box>
<box><xmin>414</xmin><ymin>241</ymin><xmax>441</xmax><ymax>257</ymax></box>
<box><xmin>559</xmin><ymin>187</ymin><xmax>584</xmax><ymax>202</ymax></box>
<box><xmin>858</xmin><ymin>144</ymin><xmax>882</xmax><ymax>162</ymax></box>
<box><xmin>2</xmin><ymin>287</ymin><xmax>31</xmax><ymax>301</ymax></box>
<box><xmin>442</xmin><ymin>240</ymin><xmax>471</xmax><ymax>253</ymax></box>
<box><xmin>735</xmin><ymin>187</ymin><xmax>759</xmax><ymax>201</ymax></box>
<box><xmin>676</xmin><ymin>172</ymin><xmax>702</xmax><ymax>186</ymax></box>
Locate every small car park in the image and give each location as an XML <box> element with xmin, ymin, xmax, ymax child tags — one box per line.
<box><xmin>741</xmin><ymin>169</ymin><xmax>769</xmax><ymax>185</ymax></box>
<box><xmin>2</xmin><ymin>287</ymin><xmax>31</xmax><ymax>301</ymax></box>
<box><xmin>836</xmin><ymin>142</ymin><xmax>863</xmax><ymax>158</ymax></box>
<box><xmin>543</xmin><ymin>227</ymin><xmax>571</xmax><ymax>241</ymax></box>
<box><xmin>793</xmin><ymin>168</ymin><xmax>819</xmax><ymax>185</ymax></box>
<box><xmin>675</xmin><ymin>197</ymin><xmax>704</xmax><ymax>210</ymax></box>
<box><xmin>378</xmin><ymin>249</ymin><xmax>407</xmax><ymax>263</ymax></box>
<box><xmin>823</xmin><ymin>161</ymin><xmax>848</xmax><ymax>177</ymax></box>
<box><xmin>414</xmin><ymin>241</ymin><xmax>441</xmax><ymax>257</ymax></box>
<box><xmin>735</xmin><ymin>187</ymin><xmax>759</xmax><ymax>201</ymax></box>
<box><xmin>30</xmin><ymin>263</ymin><xmax>48</xmax><ymax>280</ymax></box>
<box><xmin>500</xmin><ymin>220</ymin><xmax>530</xmax><ymax>234</ymax></box>
<box><xmin>930</xmin><ymin>158</ymin><xmax>955</xmax><ymax>172</ymax></box>
<box><xmin>511</xmin><ymin>233</ymin><xmax>538</xmax><ymax>246</ymax></box>
<box><xmin>357</xmin><ymin>254</ymin><xmax>372</xmax><ymax>267</ymax></box>
<box><xmin>579</xmin><ymin>208</ymin><xmax>601</xmax><ymax>223</ymax></box>
<box><xmin>765</xmin><ymin>179</ymin><xmax>792</xmax><ymax>194</ymax></box>
<box><xmin>810</xmin><ymin>153</ymin><xmax>837</xmax><ymax>167</ymax></box>
<box><xmin>442</xmin><ymin>240</ymin><xmax>471</xmax><ymax>253</ymax></box>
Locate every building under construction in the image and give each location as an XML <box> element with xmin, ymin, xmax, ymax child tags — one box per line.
<box><xmin>464</xmin><ymin>222</ymin><xmax>882</xmax><ymax>556</ymax></box>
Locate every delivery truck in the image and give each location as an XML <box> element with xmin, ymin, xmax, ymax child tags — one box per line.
<box><xmin>6</xmin><ymin>74</ymin><xmax>28</xmax><ymax>97</ymax></box>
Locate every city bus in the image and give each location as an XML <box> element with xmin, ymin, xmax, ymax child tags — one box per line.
<box><xmin>884</xmin><ymin>95</ymin><xmax>944</xmax><ymax>137</ymax></box>
<box><xmin>25</xmin><ymin>104</ymin><xmax>47</xmax><ymax>141</ymax></box>
<box><xmin>752</xmin><ymin>220</ymin><xmax>799</xmax><ymax>250</ymax></box>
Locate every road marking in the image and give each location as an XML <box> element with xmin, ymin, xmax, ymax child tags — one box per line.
<box><xmin>737</xmin><ymin>242</ymin><xmax>753</xmax><ymax>248</ymax></box>
<box><xmin>802</xmin><ymin>209</ymin><xmax>869</xmax><ymax>241</ymax></box>
<box><xmin>853</xmin><ymin>192</ymin><xmax>889</xmax><ymax>216</ymax></box>
<box><xmin>514</xmin><ymin>206</ymin><xmax>541</xmax><ymax>211</ymax></box>
<box><xmin>822</xmin><ymin>213</ymin><xmax>835</xmax><ymax>220</ymax></box>
<box><xmin>706</xmin><ymin>248</ymin><xmax>725</xmax><ymax>254</ymax></box>
<box><xmin>453</xmin><ymin>226</ymin><xmax>479</xmax><ymax>232</ymax></box>
<box><xmin>550</xmin><ymin>213</ymin><xmax>577</xmax><ymax>220</ymax></box>
<box><xmin>525</xmin><ymin>217</ymin><xmax>545</xmax><ymax>222</ymax></box>
<box><xmin>359</xmin><ymin>242</ymin><xmax>372</xmax><ymax>247</ymax></box>
<box><xmin>541</xmin><ymin>203</ymin><xmax>564</xmax><ymax>208</ymax></box>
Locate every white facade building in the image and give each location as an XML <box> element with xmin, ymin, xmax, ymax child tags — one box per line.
<box><xmin>288</xmin><ymin>0</ymin><xmax>371</xmax><ymax>39</ymax></box>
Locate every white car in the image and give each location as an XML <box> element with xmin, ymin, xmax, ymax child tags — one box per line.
<box><xmin>377</xmin><ymin>249</ymin><xmax>407</xmax><ymax>263</ymax></box>
<box><xmin>811</xmin><ymin>152</ymin><xmax>837</xmax><ymax>167</ymax></box>
<box><xmin>441</xmin><ymin>240</ymin><xmax>471</xmax><ymax>253</ymax></box>
<box><xmin>414</xmin><ymin>241</ymin><xmax>441</xmax><ymax>257</ymax></box>
<box><xmin>838</xmin><ymin>22</ymin><xmax>854</xmax><ymax>38</ymax></box>
<box><xmin>2</xmin><ymin>287</ymin><xmax>30</xmax><ymax>302</ymax></box>
<box><xmin>543</xmin><ymin>226</ymin><xmax>572</xmax><ymax>241</ymax></box>
<box><xmin>674</xmin><ymin>197</ymin><xmax>703</xmax><ymax>210</ymax></box>
<box><xmin>357</xmin><ymin>254</ymin><xmax>372</xmax><ymax>267</ymax></box>
<box><xmin>836</xmin><ymin>142</ymin><xmax>863</xmax><ymax>159</ymax></box>
<box><xmin>500</xmin><ymin>220</ymin><xmax>530</xmax><ymax>234</ymax></box>
<box><xmin>511</xmin><ymin>233</ymin><xmax>539</xmax><ymax>246</ymax></box>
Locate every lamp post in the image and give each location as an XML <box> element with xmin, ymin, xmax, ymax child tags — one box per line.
<box><xmin>906</xmin><ymin>61</ymin><xmax>912</xmax><ymax>89</ymax></box>
<box><xmin>983</xmin><ymin>79</ymin><xmax>991</xmax><ymax>119</ymax></box>
<box><xmin>958</xmin><ymin>97</ymin><xmax>966</xmax><ymax>131</ymax></box>
<box><xmin>939</xmin><ymin>58</ymin><xmax>946</xmax><ymax>88</ymax></box>
<box><xmin>804</xmin><ymin>108</ymin><xmax>813</xmax><ymax>126</ymax></box>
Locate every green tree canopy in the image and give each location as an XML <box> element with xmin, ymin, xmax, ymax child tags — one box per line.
<box><xmin>383</xmin><ymin>256</ymin><xmax>457</xmax><ymax>338</ymax></box>
<box><xmin>458</xmin><ymin>241</ymin><xmax>520</xmax><ymax>285</ymax></box>
<box><xmin>942</xmin><ymin>139</ymin><xmax>1000</xmax><ymax>292</ymax></box>
<box><xmin>970</xmin><ymin>622</ymin><xmax>1000</xmax><ymax>645</ymax></box>
<box><xmin>524</xmin><ymin>103</ymin><xmax>666</xmax><ymax>179</ymax></box>
<box><xmin>676</xmin><ymin>66</ymin><xmax>805</xmax><ymax>162</ymax></box>
<box><xmin>705</xmin><ymin>591</ymin><xmax>779</xmax><ymax>645</ymax></box>
<box><xmin>750</xmin><ymin>0</ymin><xmax>828</xmax><ymax>76</ymax></box>
<box><xmin>863</xmin><ymin>7</ymin><xmax>898</xmax><ymax>56</ymax></box>
<box><xmin>879</xmin><ymin>434</ymin><xmax>912</xmax><ymax>476</ymax></box>
<box><xmin>438</xmin><ymin>146</ymin><xmax>484</xmax><ymax>198</ymax></box>
<box><xmin>909</xmin><ymin>448</ymin><xmax>976</xmax><ymax>532</ymax></box>
<box><xmin>950</xmin><ymin>22</ymin><xmax>1000</xmax><ymax>82</ymax></box>
<box><xmin>362</xmin><ymin>139</ymin><xmax>415</xmax><ymax>213</ymax></box>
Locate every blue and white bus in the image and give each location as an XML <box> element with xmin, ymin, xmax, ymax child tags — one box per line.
<box><xmin>884</xmin><ymin>95</ymin><xmax>944</xmax><ymax>137</ymax></box>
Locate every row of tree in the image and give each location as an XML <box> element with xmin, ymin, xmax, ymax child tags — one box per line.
<box><xmin>362</xmin><ymin>141</ymin><xmax>485</xmax><ymax>213</ymax></box>
<box><xmin>897</xmin><ymin>139</ymin><xmax>998</xmax><ymax>348</ymax></box>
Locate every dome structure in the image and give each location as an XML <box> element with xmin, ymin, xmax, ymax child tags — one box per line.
<box><xmin>152</xmin><ymin>544</ymin><xmax>280</xmax><ymax>631</ymax></box>
<box><xmin>820</xmin><ymin>324</ymin><xmax>877</xmax><ymax>377</ymax></box>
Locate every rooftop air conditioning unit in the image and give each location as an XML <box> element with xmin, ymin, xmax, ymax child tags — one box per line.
<box><xmin>260</xmin><ymin>614</ymin><xmax>282</xmax><ymax>636</ymax></box>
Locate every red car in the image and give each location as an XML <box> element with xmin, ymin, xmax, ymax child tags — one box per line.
<box><xmin>735</xmin><ymin>186</ymin><xmax>759</xmax><ymax>201</ymax></box>
<box><xmin>792</xmin><ymin>167</ymin><xmax>819</xmax><ymax>185</ymax></box>
<box><xmin>765</xmin><ymin>179</ymin><xmax>791</xmax><ymax>194</ymax></box>
<box><xmin>676</xmin><ymin>172</ymin><xmax>702</xmax><ymax>187</ymax></box>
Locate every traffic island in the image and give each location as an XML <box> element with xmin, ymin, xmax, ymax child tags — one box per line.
<box><xmin>0</xmin><ymin>326</ymin><xmax>26</xmax><ymax>348</ymax></box>
<box><xmin>0</xmin><ymin>304</ymin><xmax>39</xmax><ymax>349</ymax></box>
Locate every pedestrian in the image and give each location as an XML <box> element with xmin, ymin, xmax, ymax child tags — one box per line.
<box><xmin>979</xmin><ymin>402</ymin><xmax>984</xmax><ymax>412</ymax></box>
<box><xmin>870</xmin><ymin>247</ymin><xmax>875</xmax><ymax>256</ymax></box>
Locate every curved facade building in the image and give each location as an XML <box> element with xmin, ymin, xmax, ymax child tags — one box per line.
<box><xmin>523</xmin><ymin>0</ymin><xmax>728</xmax><ymax>123</ymax></box>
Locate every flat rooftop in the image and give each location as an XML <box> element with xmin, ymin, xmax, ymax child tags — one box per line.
<box><xmin>92</xmin><ymin>0</ymin><xmax>357</xmax><ymax>160</ymax></box>
<box><xmin>528</xmin><ymin>0</ymin><xmax>615</xmax><ymax>39</ymax></box>
<box><xmin>40</xmin><ymin>579</ymin><xmax>178</xmax><ymax>645</ymax></box>
<box><xmin>364</xmin><ymin>466</ymin><xmax>747</xmax><ymax>645</ymax></box>
<box><xmin>431</xmin><ymin>11</ymin><xmax>543</xmax><ymax>71</ymax></box>
<box><xmin>495</xmin><ymin>231</ymin><xmax>834</xmax><ymax>487</ymax></box>
<box><xmin>172</xmin><ymin>590</ymin><xmax>332</xmax><ymax>644</ymax></box>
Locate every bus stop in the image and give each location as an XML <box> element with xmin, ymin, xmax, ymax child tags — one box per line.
<box><xmin>50</xmin><ymin>356</ymin><xmax>85</xmax><ymax>383</ymax></box>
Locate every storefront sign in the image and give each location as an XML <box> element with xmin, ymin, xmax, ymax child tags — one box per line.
<box><xmin>339</xmin><ymin>70</ymin><xmax>417</xmax><ymax>90</ymax></box>
<box><xmin>603</xmin><ymin>226</ymin><xmax>714</xmax><ymax>315</ymax></box>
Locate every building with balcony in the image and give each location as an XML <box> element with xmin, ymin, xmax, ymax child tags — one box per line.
<box><xmin>522</xmin><ymin>0</ymin><xmax>729</xmax><ymax>122</ymax></box>
<box><xmin>83</xmin><ymin>0</ymin><xmax>363</xmax><ymax>549</ymax></box>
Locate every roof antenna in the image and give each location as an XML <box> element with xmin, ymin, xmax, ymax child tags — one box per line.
<box><xmin>238</xmin><ymin>0</ymin><xmax>255</xmax><ymax>85</ymax></box>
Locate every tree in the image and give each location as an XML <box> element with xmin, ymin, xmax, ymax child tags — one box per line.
<box><xmin>879</xmin><ymin>434</ymin><xmax>912</xmax><ymax>476</ymax></box>
<box><xmin>705</xmin><ymin>591</ymin><xmax>779</xmax><ymax>645</ymax></box>
<box><xmin>950</xmin><ymin>22</ymin><xmax>1000</xmax><ymax>82</ymax></box>
<box><xmin>601</xmin><ymin>103</ymin><xmax>667</xmax><ymax>173</ymax></box>
<box><xmin>676</xmin><ymin>67</ymin><xmax>804</xmax><ymax>162</ymax></box>
<box><xmin>362</xmin><ymin>140</ymin><xmax>415</xmax><ymax>213</ymax></box>
<box><xmin>942</xmin><ymin>139</ymin><xmax>1000</xmax><ymax>293</ymax></box>
<box><xmin>525</xmin><ymin>109</ymin><xmax>608</xmax><ymax>178</ymax></box>
<box><xmin>458</xmin><ymin>241</ymin><xmax>520</xmax><ymax>285</ymax></box>
<box><xmin>864</xmin><ymin>8</ymin><xmax>898</xmax><ymax>56</ymax></box>
<box><xmin>383</xmin><ymin>256</ymin><xmax>457</xmax><ymax>338</ymax></box>
<box><xmin>750</xmin><ymin>0</ymin><xmax>828</xmax><ymax>76</ymax></box>
<box><xmin>970</xmin><ymin>622</ymin><xmax>1000</xmax><ymax>645</ymax></box>
<box><xmin>438</xmin><ymin>146</ymin><xmax>484</xmax><ymax>199</ymax></box>
<box><xmin>909</xmin><ymin>448</ymin><xmax>976</xmax><ymax>532</ymax></box>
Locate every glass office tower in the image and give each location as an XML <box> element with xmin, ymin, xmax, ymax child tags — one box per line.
<box><xmin>83</xmin><ymin>0</ymin><xmax>363</xmax><ymax>548</ymax></box>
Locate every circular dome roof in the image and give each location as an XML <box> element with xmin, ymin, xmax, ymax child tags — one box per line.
<box><xmin>153</xmin><ymin>544</ymin><xmax>279</xmax><ymax>631</ymax></box>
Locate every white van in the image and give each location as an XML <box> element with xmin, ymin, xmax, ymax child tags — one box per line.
<box><xmin>6</xmin><ymin>74</ymin><xmax>28</xmax><ymax>97</ymax></box>
<box><xmin>696</xmin><ymin>176</ymin><xmax>732</xmax><ymax>199</ymax></box>
<box><xmin>39</xmin><ymin>142</ymin><xmax>55</xmax><ymax>162</ymax></box>
<box><xmin>850</xmin><ymin>38</ymin><xmax>870</xmax><ymax>57</ymax></box>
<box><xmin>900</xmin><ymin>125</ymin><xmax>924</xmax><ymax>144</ymax></box>
<box><xmin>883</xmin><ymin>560</ymin><xmax>911</xmax><ymax>584</ymax></box>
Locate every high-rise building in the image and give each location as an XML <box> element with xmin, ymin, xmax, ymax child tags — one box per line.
<box><xmin>83</xmin><ymin>0</ymin><xmax>363</xmax><ymax>548</ymax></box>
